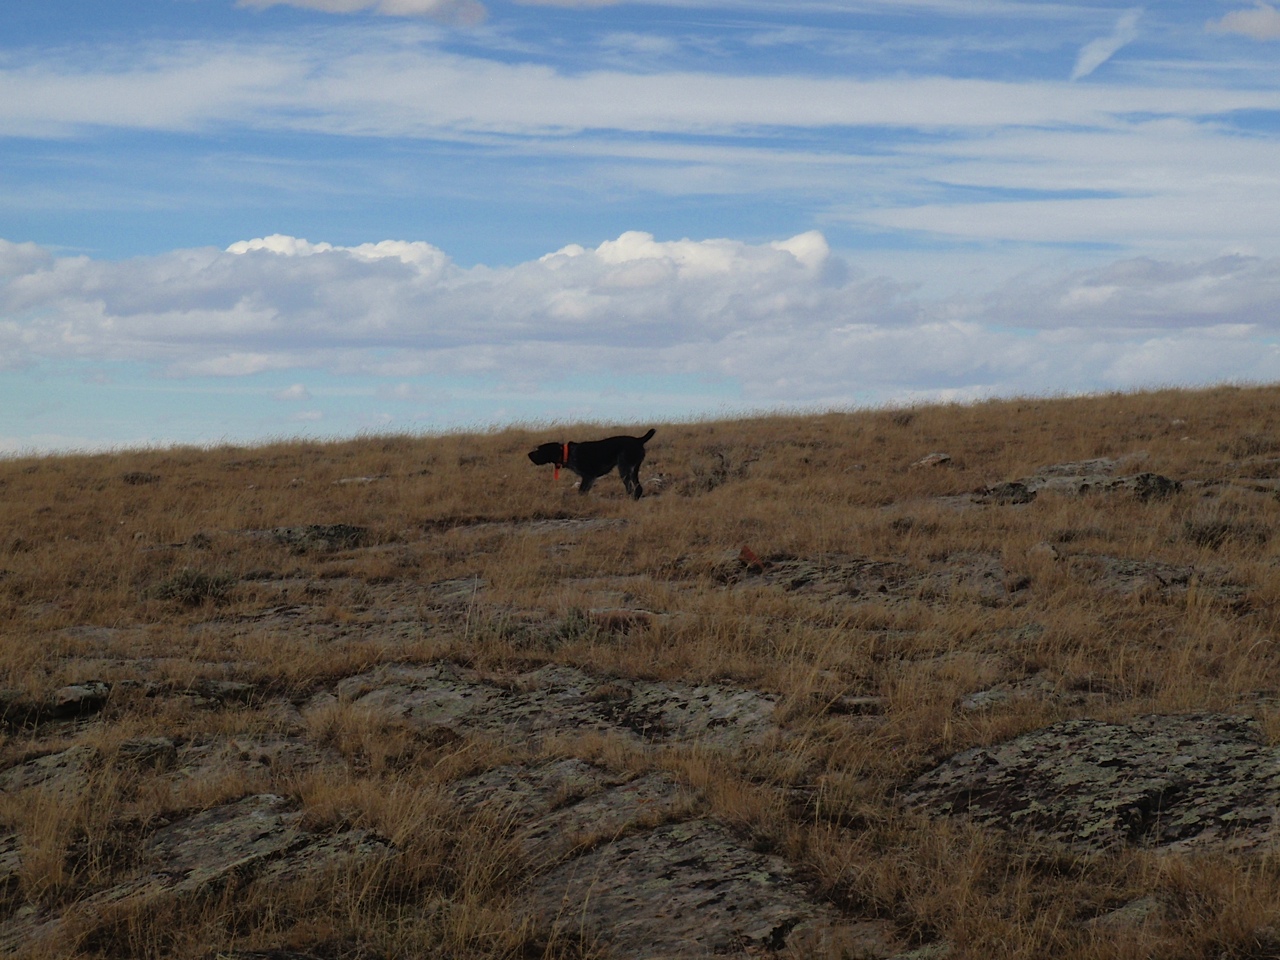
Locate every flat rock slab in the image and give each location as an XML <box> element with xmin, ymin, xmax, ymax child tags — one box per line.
<box><xmin>1064</xmin><ymin>554</ymin><xmax>1244</xmax><ymax>604</ymax></box>
<box><xmin>450</xmin><ymin>758</ymin><xmax>689</xmax><ymax>865</ymax></box>
<box><xmin>450</xmin><ymin>760</ymin><xmax>901</xmax><ymax>957</ymax></box>
<box><xmin>977</xmin><ymin>471</ymin><xmax>1180</xmax><ymax>504</ymax></box>
<box><xmin>0</xmin><ymin>681</ymin><xmax>111</xmax><ymax>729</ymax></box>
<box><xmin>0</xmin><ymin>794</ymin><xmax>391</xmax><ymax>952</ymax></box>
<box><xmin>457</xmin><ymin>517</ymin><xmax>628</xmax><ymax>535</ymax></box>
<box><xmin>903</xmin><ymin>714</ymin><xmax>1280</xmax><ymax>853</ymax></box>
<box><xmin>243</xmin><ymin>524</ymin><xmax>369</xmax><ymax>552</ymax></box>
<box><xmin>0</xmin><ymin>743</ymin><xmax>99</xmax><ymax>796</ymax></box>
<box><xmin>728</xmin><ymin>552</ymin><xmax>1016</xmax><ymax>607</ymax></box>
<box><xmin>326</xmin><ymin>661</ymin><xmax>780</xmax><ymax>750</ymax></box>
<box><xmin>0</xmin><ymin>736</ymin><xmax>333</xmax><ymax>807</ymax></box>
<box><xmin>529</xmin><ymin>817</ymin><xmax>898</xmax><ymax>958</ymax></box>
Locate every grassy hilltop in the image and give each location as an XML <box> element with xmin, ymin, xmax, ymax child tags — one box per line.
<box><xmin>3</xmin><ymin>384</ymin><xmax>1280</xmax><ymax>959</ymax></box>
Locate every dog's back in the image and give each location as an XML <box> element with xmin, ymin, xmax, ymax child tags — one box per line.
<box><xmin>527</xmin><ymin>428</ymin><xmax>655</xmax><ymax>499</ymax></box>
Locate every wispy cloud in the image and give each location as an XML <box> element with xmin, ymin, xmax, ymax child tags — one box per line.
<box><xmin>1208</xmin><ymin>2</ymin><xmax>1280</xmax><ymax>40</ymax></box>
<box><xmin>514</xmin><ymin>0</ymin><xmax>620</xmax><ymax>7</ymax></box>
<box><xmin>236</xmin><ymin>0</ymin><xmax>486</xmax><ymax>25</ymax></box>
<box><xmin>275</xmin><ymin>383</ymin><xmax>312</xmax><ymax>401</ymax></box>
<box><xmin>1071</xmin><ymin>8</ymin><xmax>1142</xmax><ymax>80</ymax></box>
<box><xmin>4</xmin><ymin>38</ymin><xmax>1278</xmax><ymax>141</ymax></box>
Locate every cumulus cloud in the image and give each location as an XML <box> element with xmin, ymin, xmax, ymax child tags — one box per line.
<box><xmin>1208</xmin><ymin>3</ymin><xmax>1280</xmax><ymax>40</ymax></box>
<box><xmin>0</xmin><ymin>240</ymin><xmax>52</xmax><ymax>278</ymax></box>
<box><xmin>236</xmin><ymin>0</ymin><xmax>486</xmax><ymax>25</ymax></box>
<box><xmin>1071</xmin><ymin>8</ymin><xmax>1141</xmax><ymax>80</ymax></box>
<box><xmin>5</xmin><ymin>231</ymin><xmax>1280</xmax><ymax>407</ymax></box>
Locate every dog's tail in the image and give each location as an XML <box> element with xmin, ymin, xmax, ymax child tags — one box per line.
<box><xmin>639</xmin><ymin>428</ymin><xmax>656</xmax><ymax>444</ymax></box>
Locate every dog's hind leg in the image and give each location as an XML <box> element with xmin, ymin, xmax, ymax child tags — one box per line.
<box><xmin>622</xmin><ymin>462</ymin><xmax>643</xmax><ymax>499</ymax></box>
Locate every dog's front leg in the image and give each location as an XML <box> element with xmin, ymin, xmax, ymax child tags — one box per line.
<box><xmin>577</xmin><ymin>474</ymin><xmax>596</xmax><ymax>495</ymax></box>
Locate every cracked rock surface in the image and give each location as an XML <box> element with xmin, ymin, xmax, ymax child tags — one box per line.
<box><xmin>1</xmin><ymin>794</ymin><xmax>392</xmax><ymax>952</ymax></box>
<box><xmin>320</xmin><ymin>661</ymin><xmax>781</xmax><ymax>749</ymax></box>
<box><xmin>903</xmin><ymin>713</ymin><xmax>1280</xmax><ymax>853</ymax></box>
<box><xmin>531</xmin><ymin>818</ymin><xmax>896</xmax><ymax>959</ymax></box>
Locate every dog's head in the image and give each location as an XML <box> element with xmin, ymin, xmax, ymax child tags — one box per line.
<box><xmin>527</xmin><ymin>442</ymin><xmax>565</xmax><ymax>467</ymax></box>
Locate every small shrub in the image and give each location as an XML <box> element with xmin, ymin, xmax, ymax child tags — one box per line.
<box><xmin>1221</xmin><ymin>434</ymin><xmax>1280</xmax><ymax>459</ymax></box>
<box><xmin>150</xmin><ymin>568</ymin><xmax>237</xmax><ymax>605</ymax></box>
<box><xmin>1182</xmin><ymin>519</ymin><xmax>1270</xmax><ymax>550</ymax></box>
<box><xmin>121</xmin><ymin>471</ymin><xmax>161</xmax><ymax>485</ymax></box>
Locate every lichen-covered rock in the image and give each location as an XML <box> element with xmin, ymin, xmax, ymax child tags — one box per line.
<box><xmin>0</xmin><ymin>744</ymin><xmax>99</xmax><ymax>796</ymax></box>
<box><xmin>1033</xmin><ymin>457</ymin><xmax>1124</xmax><ymax>477</ymax></box>
<box><xmin>529</xmin><ymin>818</ymin><xmax>898</xmax><ymax>958</ymax></box>
<box><xmin>1068</xmin><ymin>554</ymin><xmax>1192</xmax><ymax>592</ymax></box>
<box><xmin>260</xmin><ymin>524</ymin><xmax>369</xmax><ymax>552</ymax></box>
<box><xmin>910</xmin><ymin>452</ymin><xmax>952</xmax><ymax>469</ymax></box>
<box><xmin>725</xmin><ymin>551</ymin><xmax>1017</xmax><ymax>607</ymax></box>
<box><xmin>327</xmin><ymin>661</ymin><xmax>779</xmax><ymax>751</ymax></box>
<box><xmin>0</xmin><ymin>795</ymin><xmax>393</xmax><ymax>952</ymax></box>
<box><xmin>903</xmin><ymin>714</ymin><xmax>1280</xmax><ymax>852</ymax></box>
<box><xmin>1086</xmin><ymin>896</ymin><xmax>1165</xmax><ymax>930</ymax></box>
<box><xmin>1036</xmin><ymin>473</ymin><xmax>1178</xmax><ymax>500</ymax></box>
<box><xmin>451</xmin><ymin>758</ymin><xmax>688</xmax><ymax>864</ymax></box>
<box><xmin>977</xmin><ymin>481</ymin><xmax>1037</xmax><ymax>505</ymax></box>
<box><xmin>50</xmin><ymin>681</ymin><xmax>111</xmax><ymax>717</ymax></box>
<box><xmin>0</xmin><ymin>681</ymin><xmax>111</xmax><ymax>730</ymax></box>
<box><xmin>975</xmin><ymin>453</ymin><xmax>1177</xmax><ymax>505</ymax></box>
<box><xmin>449</xmin><ymin>759</ymin><xmax>902</xmax><ymax>956</ymax></box>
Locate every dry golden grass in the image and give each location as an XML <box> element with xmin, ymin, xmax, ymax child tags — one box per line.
<box><xmin>4</xmin><ymin>384</ymin><xmax>1280</xmax><ymax>958</ymax></box>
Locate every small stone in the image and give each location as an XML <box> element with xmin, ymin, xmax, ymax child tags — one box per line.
<box><xmin>1086</xmin><ymin>896</ymin><xmax>1165</xmax><ymax>930</ymax></box>
<box><xmin>51</xmin><ymin>681</ymin><xmax>110</xmax><ymax>718</ymax></box>
<box><xmin>960</xmin><ymin>688</ymin><xmax>1011</xmax><ymax>711</ymax></box>
<box><xmin>911</xmin><ymin>452</ymin><xmax>951</xmax><ymax>469</ymax></box>
<box><xmin>829</xmin><ymin>695</ymin><xmax>887</xmax><ymax>716</ymax></box>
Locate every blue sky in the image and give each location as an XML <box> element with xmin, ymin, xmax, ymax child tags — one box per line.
<box><xmin>3</xmin><ymin>0</ymin><xmax>1280</xmax><ymax>453</ymax></box>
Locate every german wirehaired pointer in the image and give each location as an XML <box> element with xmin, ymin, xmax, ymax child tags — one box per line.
<box><xmin>528</xmin><ymin>428</ymin><xmax>655</xmax><ymax>499</ymax></box>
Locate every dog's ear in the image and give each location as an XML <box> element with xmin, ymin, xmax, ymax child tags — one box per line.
<box><xmin>528</xmin><ymin>442</ymin><xmax>561</xmax><ymax>466</ymax></box>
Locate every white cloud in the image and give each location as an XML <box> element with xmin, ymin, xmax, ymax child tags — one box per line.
<box><xmin>514</xmin><ymin>0</ymin><xmax>619</xmax><ymax>6</ymax></box>
<box><xmin>4</xmin><ymin>38</ymin><xmax>1279</xmax><ymax>142</ymax></box>
<box><xmin>980</xmin><ymin>255</ymin><xmax>1280</xmax><ymax>329</ymax></box>
<box><xmin>4</xmin><ymin>231</ymin><xmax>1280</xmax><ymax>410</ymax></box>
<box><xmin>3</xmin><ymin>30</ymin><xmax>1279</xmax><ymax>263</ymax></box>
<box><xmin>236</xmin><ymin>0</ymin><xmax>486</xmax><ymax>25</ymax></box>
<box><xmin>0</xmin><ymin>240</ymin><xmax>52</xmax><ymax>278</ymax></box>
<box><xmin>1071</xmin><ymin>8</ymin><xmax>1141</xmax><ymax>81</ymax></box>
<box><xmin>276</xmin><ymin>383</ymin><xmax>312</xmax><ymax>400</ymax></box>
<box><xmin>1208</xmin><ymin>3</ymin><xmax>1280</xmax><ymax>40</ymax></box>
<box><xmin>0</xmin><ymin>433</ymin><xmax>158</xmax><ymax>456</ymax></box>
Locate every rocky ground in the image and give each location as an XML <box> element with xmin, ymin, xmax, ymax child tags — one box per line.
<box><xmin>4</xmin><ymin>412</ymin><xmax>1280</xmax><ymax>959</ymax></box>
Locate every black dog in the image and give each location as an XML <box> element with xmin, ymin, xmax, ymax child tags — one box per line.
<box><xmin>528</xmin><ymin>428</ymin><xmax>655</xmax><ymax>499</ymax></box>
